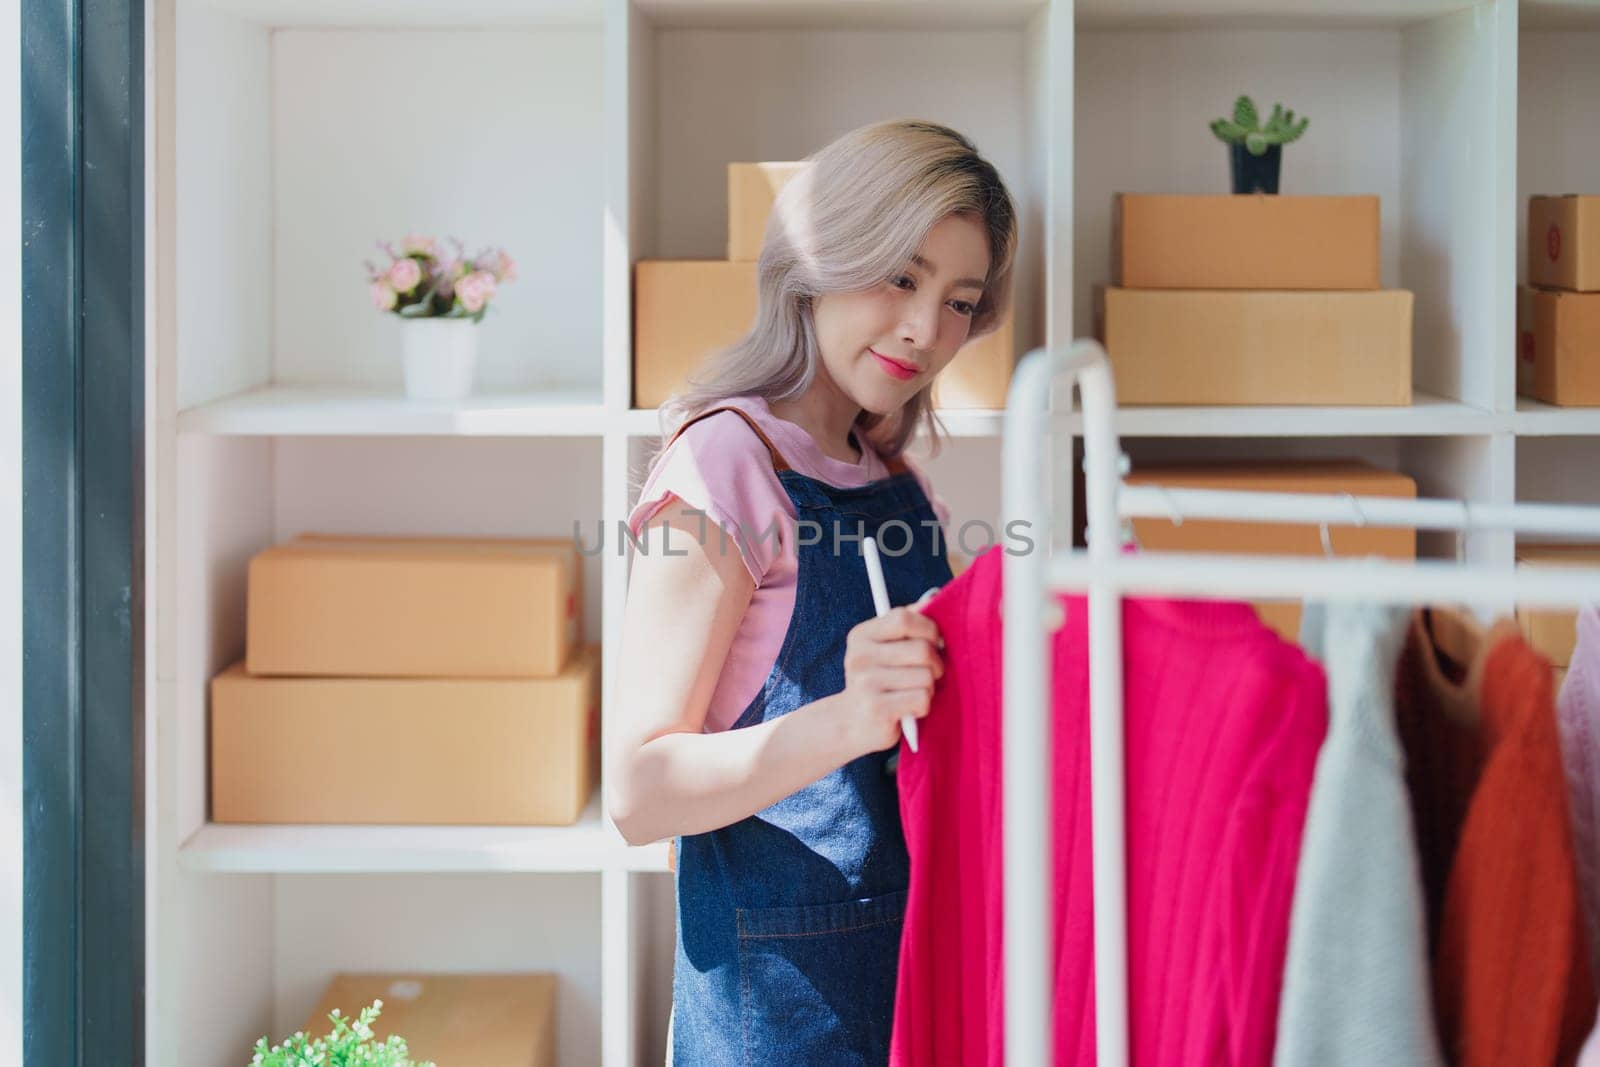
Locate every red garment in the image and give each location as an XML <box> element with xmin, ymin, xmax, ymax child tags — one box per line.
<box><xmin>1396</xmin><ymin>611</ymin><xmax>1597</xmax><ymax>1067</ymax></box>
<box><xmin>892</xmin><ymin>547</ymin><xmax>1327</xmax><ymax>1066</ymax></box>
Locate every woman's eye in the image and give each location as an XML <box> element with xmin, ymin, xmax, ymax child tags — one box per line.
<box><xmin>891</xmin><ymin>275</ymin><xmax>915</xmax><ymax>290</ymax></box>
<box><xmin>949</xmin><ymin>300</ymin><xmax>976</xmax><ymax>317</ymax></box>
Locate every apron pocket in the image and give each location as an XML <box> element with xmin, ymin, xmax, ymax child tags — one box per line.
<box><xmin>735</xmin><ymin>890</ymin><xmax>907</xmax><ymax>1065</ymax></box>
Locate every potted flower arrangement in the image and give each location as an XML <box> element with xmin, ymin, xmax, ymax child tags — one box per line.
<box><xmin>366</xmin><ymin>234</ymin><xmax>516</xmax><ymax>402</ymax></box>
<box><xmin>1209</xmin><ymin>95</ymin><xmax>1310</xmax><ymax>194</ymax></box>
<box><xmin>250</xmin><ymin>998</ymin><xmax>434</xmax><ymax>1067</ymax></box>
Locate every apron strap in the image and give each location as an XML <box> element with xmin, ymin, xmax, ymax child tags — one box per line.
<box><xmin>667</xmin><ymin>405</ymin><xmax>793</xmax><ymax>473</ymax></box>
<box><xmin>666</xmin><ymin>404</ymin><xmax>913</xmax><ymax>478</ymax></box>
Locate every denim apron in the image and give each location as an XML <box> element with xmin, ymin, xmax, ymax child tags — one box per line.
<box><xmin>666</xmin><ymin>405</ymin><xmax>953</xmax><ymax>1066</ymax></box>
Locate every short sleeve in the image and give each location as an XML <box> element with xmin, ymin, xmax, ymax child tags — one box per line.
<box><xmin>627</xmin><ymin>412</ymin><xmax>791</xmax><ymax>588</ymax></box>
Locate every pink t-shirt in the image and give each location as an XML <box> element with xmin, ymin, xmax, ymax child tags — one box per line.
<box><xmin>626</xmin><ymin>395</ymin><xmax>951</xmax><ymax>734</ymax></box>
<box><xmin>893</xmin><ymin>545</ymin><xmax>1327</xmax><ymax>1066</ymax></box>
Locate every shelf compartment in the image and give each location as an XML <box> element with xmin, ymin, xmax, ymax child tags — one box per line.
<box><xmin>1074</xmin><ymin>6</ymin><xmax>1511</xmax><ymax>414</ymax></box>
<box><xmin>177</xmin><ymin>19</ymin><xmax>605</xmax><ymax>411</ymax></box>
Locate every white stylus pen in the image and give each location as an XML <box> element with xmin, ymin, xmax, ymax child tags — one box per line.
<box><xmin>862</xmin><ymin>536</ymin><xmax>919</xmax><ymax>754</ymax></box>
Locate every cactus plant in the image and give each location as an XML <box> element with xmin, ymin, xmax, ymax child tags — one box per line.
<box><xmin>1210</xmin><ymin>95</ymin><xmax>1310</xmax><ymax>156</ymax></box>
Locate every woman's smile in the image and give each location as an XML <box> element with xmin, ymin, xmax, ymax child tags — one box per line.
<box><xmin>870</xmin><ymin>348</ymin><xmax>921</xmax><ymax>381</ymax></box>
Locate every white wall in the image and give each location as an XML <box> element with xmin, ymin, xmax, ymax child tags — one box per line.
<box><xmin>271</xmin><ymin>29</ymin><xmax>605</xmax><ymax>393</ymax></box>
<box><xmin>650</xmin><ymin>28</ymin><xmax>1030</xmax><ymax>260</ymax></box>
<box><xmin>168</xmin><ymin>436</ymin><xmax>278</xmax><ymax>1065</ymax></box>
<box><xmin>1399</xmin><ymin>3</ymin><xmax>1509</xmax><ymax>410</ymax></box>
<box><xmin>176</xmin><ymin>1</ymin><xmax>273</xmax><ymax>410</ymax></box>
<box><xmin>1519</xmin><ymin>438</ymin><xmax>1600</xmax><ymax>505</ymax></box>
<box><xmin>270</xmin><ymin>436</ymin><xmax>605</xmax><ymax>643</ymax></box>
<box><xmin>1517</xmin><ymin>30</ymin><xmax>1600</xmax><ymax>284</ymax></box>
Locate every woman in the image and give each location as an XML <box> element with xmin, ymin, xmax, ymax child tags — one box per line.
<box><xmin>609</xmin><ymin>118</ymin><xmax>1017</xmax><ymax>1063</ymax></box>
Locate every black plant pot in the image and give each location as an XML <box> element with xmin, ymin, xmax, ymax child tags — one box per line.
<box><xmin>1230</xmin><ymin>143</ymin><xmax>1282</xmax><ymax>194</ymax></box>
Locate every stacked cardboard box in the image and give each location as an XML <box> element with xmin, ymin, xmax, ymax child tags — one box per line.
<box><xmin>1123</xmin><ymin>459</ymin><xmax>1418</xmax><ymax>643</ymax></box>
<box><xmin>1515</xmin><ymin>544</ymin><xmax>1600</xmax><ymax>690</ymax></box>
<box><xmin>1096</xmin><ymin>194</ymin><xmax>1413</xmax><ymax>406</ymax></box>
<box><xmin>211</xmin><ymin>534</ymin><xmax>597</xmax><ymax>826</ymax></box>
<box><xmin>634</xmin><ymin>161</ymin><xmax>1015</xmax><ymax>409</ymax></box>
<box><xmin>1519</xmin><ymin>196</ymin><xmax>1600</xmax><ymax>406</ymax></box>
<box><xmin>302</xmin><ymin>973</ymin><xmax>556</xmax><ymax>1066</ymax></box>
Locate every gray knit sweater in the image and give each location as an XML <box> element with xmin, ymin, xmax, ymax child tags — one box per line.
<box><xmin>1273</xmin><ymin>602</ymin><xmax>1444</xmax><ymax>1066</ymax></box>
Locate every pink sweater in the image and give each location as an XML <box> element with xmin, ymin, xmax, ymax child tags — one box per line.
<box><xmin>1560</xmin><ymin>607</ymin><xmax>1600</xmax><ymax>979</ymax></box>
<box><xmin>893</xmin><ymin>546</ymin><xmax>1327</xmax><ymax>1066</ymax></box>
<box><xmin>627</xmin><ymin>396</ymin><xmax>950</xmax><ymax>733</ymax></box>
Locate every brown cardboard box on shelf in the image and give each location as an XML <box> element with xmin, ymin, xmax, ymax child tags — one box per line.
<box><xmin>1124</xmin><ymin>460</ymin><xmax>1418</xmax><ymax>642</ymax></box>
<box><xmin>1517</xmin><ymin>285</ymin><xmax>1600</xmax><ymax>406</ymax></box>
<box><xmin>1529</xmin><ymin>195</ymin><xmax>1600</xmax><ymax>292</ymax></box>
<box><xmin>728</xmin><ymin>162</ymin><xmax>808</xmax><ymax>262</ymax></box>
<box><xmin>1113</xmin><ymin>194</ymin><xmax>1380</xmax><ymax>290</ymax></box>
<box><xmin>932</xmin><ymin>314</ymin><xmax>1015</xmax><ymax>409</ymax></box>
<box><xmin>1514</xmin><ymin>545</ymin><xmax>1600</xmax><ymax>667</ymax></box>
<box><xmin>302</xmin><ymin>973</ymin><xmax>555</xmax><ymax>1067</ymax></box>
<box><xmin>634</xmin><ymin>260</ymin><xmax>758</xmax><ymax>408</ymax></box>
<box><xmin>247</xmin><ymin>534</ymin><xmax>580</xmax><ymax>679</ymax></box>
<box><xmin>212</xmin><ymin>644</ymin><xmax>600</xmax><ymax>825</ymax></box>
<box><xmin>1095</xmin><ymin>287</ymin><xmax>1413</xmax><ymax>406</ymax></box>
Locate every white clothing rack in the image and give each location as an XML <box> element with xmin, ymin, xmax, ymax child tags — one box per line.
<box><xmin>999</xmin><ymin>341</ymin><xmax>1600</xmax><ymax>1067</ymax></box>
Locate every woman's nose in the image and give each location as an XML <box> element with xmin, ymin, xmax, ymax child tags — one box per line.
<box><xmin>899</xmin><ymin>298</ymin><xmax>940</xmax><ymax>350</ymax></box>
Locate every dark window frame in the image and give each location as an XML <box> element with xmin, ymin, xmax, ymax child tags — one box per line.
<box><xmin>21</xmin><ymin>0</ymin><xmax>147</xmax><ymax>1062</ymax></box>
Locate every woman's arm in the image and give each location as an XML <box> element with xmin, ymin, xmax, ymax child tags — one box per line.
<box><xmin>606</xmin><ymin>497</ymin><xmax>867</xmax><ymax>846</ymax></box>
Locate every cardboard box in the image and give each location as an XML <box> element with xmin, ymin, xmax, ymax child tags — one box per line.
<box><xmin>212</xmin><ymin>644</ymin><xmax>600</xmax><ymax>825</ymax></box>
<box><xmin>247</xmin><ymin>534</ymin><xmax>580</xmax><ymax>679</ymax></box>
<box><xmin>1114</xmin><ymin>194</ymin><xmax>1380</xmax><ymax>290</ymax></box>
<box><xmin>728</xmin><ymin>162</ymin><xmax>808</xmax><ymax>262</ymax></box>
<box><xmin>1125</xmin><ymin>460</ymin><xmax>1418</xmax><ymax>642</ymax></box>
<box><xmin>1515</xmin><ymin>545</ymin><xmax>1600</xmax><ymax>667</ymax></box>
<box><xmin>634</xmin><ymin>260</ymin><xmax>759</xmax><ymax>408</ymax></box>
<box><xmin>932</xmin><ymin>314</ymin><xmax>1015</xmax><ymax>409</ymax></box>
<box><xmin>1095</xmin><ymin>287</ymin><xmax>1413</xmax><ymax>406</ymax></box>
<box><xmin>302</xmin><ymin>973</ymin><xmax>555</xmax><ymax>1067</ymax></box>
<box><xmin>1529</xmin><ymin>195</ymin><xmax>1600</xmax><ymax>291</ymax></box>
<box><xmin>1517</xmin><ymin>286</ymin><xmax>1600</xmax><ymax>406</ymax></box>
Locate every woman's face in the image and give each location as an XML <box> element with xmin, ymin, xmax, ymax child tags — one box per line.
<box><xmin>811</xmin><ymin>212</ymin><xmax>992</xmax><ymax>416</ymax></box>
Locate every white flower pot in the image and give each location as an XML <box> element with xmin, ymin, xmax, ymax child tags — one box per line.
<box><xmin>400</xmin><ymin>318</ymin><xmax>479</xmax><ymax>402</ymax></box>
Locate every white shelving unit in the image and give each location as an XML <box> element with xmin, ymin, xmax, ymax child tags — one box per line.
<box><xmin>1516</xmin><ymin>0</ymin><xmax>1600</xmax><ymax>472</ymax></box>
<box><xmin>146</xmin><ymin>0</ymin><xmax>1598</xmax><ymax>1064</ymax></box>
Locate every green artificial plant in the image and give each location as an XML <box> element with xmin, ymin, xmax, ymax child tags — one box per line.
<box><xmin>1209</xmin><ymin>95</ymin><xmax>1310</xmax><ymax>156</ymax></box>
<box><xmin>249</xmin><ymin>999</ymin><xmax>436</xmax><ymax>1067</ymax></box>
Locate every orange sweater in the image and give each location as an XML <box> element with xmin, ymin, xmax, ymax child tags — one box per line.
<box><xmin>1397</xmin><ymin>610</ymin><xmax>1597</xmax><ymax>1066</ymax></box>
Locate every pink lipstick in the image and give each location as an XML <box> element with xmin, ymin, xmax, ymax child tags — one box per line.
<box><xmin>871</xmin><ymin>349</ymin><xmax>919</xmax><ymax>381</ymax></box>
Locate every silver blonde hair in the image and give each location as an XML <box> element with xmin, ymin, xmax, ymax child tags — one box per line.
<box><xmin>640</xmin><ymin>119</ymin><xmax>1017</xmax><ymax>486</ymax></box>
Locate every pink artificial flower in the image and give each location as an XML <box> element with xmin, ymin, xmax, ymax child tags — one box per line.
<box><xmin>370</xmin><ymin>281</ymin><xmax>398</xmax><ymax>311</ymax></box>
<box><xmin>455</xmin><ymin>270</ymin><xmax>498</xmax><ymax>314</ymax></box>
<box><xmin>388</xmin><ymin>257</ymin><xmax>422</xmax><ymax>294</ymax></box>
<box><xmin>493</xmin><ymin>249</ymin><xmax>517</xmax><ymax>283</ymax></box>
<box><xmin>401</xmin><ymin>233</ymin><xmax>436</xmax><ymax>256</ymax></box>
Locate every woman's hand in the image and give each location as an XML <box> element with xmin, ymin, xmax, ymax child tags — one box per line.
<box><xmin>836</xmin><ymin>605</ymin><xmax>946</xmax><ymax>756</ymax></box>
